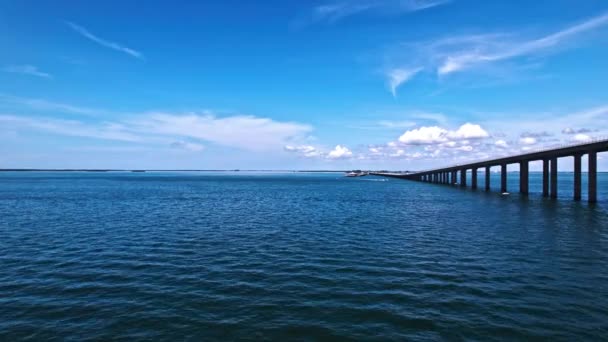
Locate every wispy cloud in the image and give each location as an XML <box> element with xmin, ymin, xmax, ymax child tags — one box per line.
<box><xmin>384</xmin><ymin>12</ymin><xmax>608</xmax><ymax>91</ymax></box>
<box><xmin>2</xmin><ymin>65</ymin><xmax>52</xmax><ymax>79</ymax></box>
<box><xmin>0</xmin><ymin>105</ymin><xmax>312</xmax><ymax>152</ymax></box>
<box><xmin>313</xmin><ymin>0</ymin><xmax>449</xmax><ymax>23</ymax></box>
<box><xmin>387</xmin><ymin>67</ymin><xmax>422</xmax><ymax>97</ymax></box>
<box><xmin>435</xmin><ymin>12</ymin><xmax>608</xmax><ymax>75</ymax></box>
<box><xmin>131</xmin><ymin>112</ymin><xmax>312</xmax><ymax>151</ymax></box>
<box><xmin>65</xmin><ymin>21</ymin><xmax>143</xmax><ymax>60</ymax></box>
<box><xmin>0</xmin><ymin>115</ymin><xmax>142</xmax><ymax>142</ymax></box>
<box><xmin>0</xmin><ymin>94</ymin><xmax>104</xmax><ymax>116</ymax></box>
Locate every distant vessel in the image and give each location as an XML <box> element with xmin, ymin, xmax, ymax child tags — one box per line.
<box><xmin>345</xmin><ymin>171</ymin><xmax>368</xmax><ymax>177</ymax></box>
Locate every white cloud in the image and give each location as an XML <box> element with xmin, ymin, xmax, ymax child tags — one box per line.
<box><xmin>2</xmin><ymin>65</ymin><xmax>52</xmax><ymax>79</ymax></box>
<box><xmin>66</xmin><ymin>21</ymin><xmax>143</xmax><ymax>60</ymax></box>
<box><xmin>327</xmin><ymin>145</ymin><xmax>353</xmax><ymax>159</ymax></box>
<box><xmin>519</xmin><ymin>137</ymin><xmax>537</xmax><ymax>145</ymax></box>
<box><xmin>399</xmin><ymin>126</ymin><xmax>448</xmax><ymax>144</ymax></box>
<box><xmin>131</xmin><ymin>113</ymin><xmax>312</xmax><ymax>151</ymax></box>
<box><xmin>170</xmin><ymin>141</ymin><xmax>205</xmax><ymax>152</ymax></box>
<box><xmin>284</xmin><ymin>145</ymin><xmax>321</xmax><ymax>157</ymax></box>
<box><xmin>572</xmin><ymin>133</ymin><xmax>591</xmax><ymax>142</ymax></box>
<box><xmin>387</xmin><ymin>67</ymin><xmax>422</xmax><ymax>96</ymax></box>
<box><xmin>447</xmin><ymin>123</ymin><xmax>489</xmax><ymax>139</ymax></box>
<box><xmin>495</xmin><ymin>139</ymin><xmax>509</xmax><ymax>148</ymax></box>
<box><xmin>459</xmin><ymin>145</ymin><xmax>473</xmax><ymax>151</ymax></box>
<box><xmin>0</xmin><ymin>111</ymin><xmax>312</xmax><ymax>152</ymax></box>
<box><xmin>398</xmin><ymin>123</ymin><xmax>489</xmax><ymax>145</ymax></box>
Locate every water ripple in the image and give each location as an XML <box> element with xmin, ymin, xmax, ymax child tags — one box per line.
<box><xmin>1</xmin><ymin>172</ymin><xmax>607</xmax><ymax>340</ymax></box>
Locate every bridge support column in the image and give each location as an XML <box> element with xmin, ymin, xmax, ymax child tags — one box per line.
<box><xmin>451</xmin><ymin>171</ymin><xmax>457</xmax><ymax>185</ymax></box>
<box><xmin>589</xmin><ymin>151</ymin><xmax>597</xmax><ymax>203</ymax></box>
<box><xmin>460</xmin><ymin>169</ymin><xmax>467</xmax><ymax>187</ymax></box>
<box><xmin>443</xmin><ymin>172</ymin><xmax>447</xmax><ymax>184</ymax></box>
<box><xmin>574</xmin><ymin>154</ymin><xmax>582</xmax><ymax>201</ymax></box>
<box><xmin>550</xmin><ymin>157</ymin><xmax>558</xmax><ymax>199</ymax></box>
<box><xmin>471</xmin><ymin>168</ymin><xmax>478</xmax><ymax>189</ymax></box>
<box><xmin>501</xmin><ymin>164</ymin><xmax>507</xmax><ymax>193</ymax></box>
<box><xmin>543</xmin><ymin>159</ymin><xmax>549</xmax><ymax>197</ymax></box>
<box><xmin>485</xmin><ymin>166</ymin><xmax>490</xmax><ymax>191</ymax></box>
<box><xmin>520</xmin><ymin>161</ymin><xmax>529</xmax><ymax>195</ymax></box>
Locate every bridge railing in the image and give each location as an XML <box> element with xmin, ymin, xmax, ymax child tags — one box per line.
<box><xmin>412</xmin><ymin>136</ymin><xmax>608</xmax><ymax>174</ymax></box>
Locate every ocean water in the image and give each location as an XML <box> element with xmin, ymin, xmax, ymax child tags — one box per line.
<box><xmin>1</xmin><ymin>171</ymin><xmax>607</xmax><ymax>341</ymax></box>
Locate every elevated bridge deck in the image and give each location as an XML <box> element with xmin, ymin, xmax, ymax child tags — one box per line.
<box><xmin>372</xmin><ymin>138</ymin><xmax>608</xmax><ymax>203</ymax></box>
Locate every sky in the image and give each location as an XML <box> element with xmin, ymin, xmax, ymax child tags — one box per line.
<box><xmin>1</xmin><ymin>0</ymin><xmax>608</xmax><ymax>170</ymax></box>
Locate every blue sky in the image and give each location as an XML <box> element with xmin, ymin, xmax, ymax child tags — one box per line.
<box><xmin>2</xmin><ymin>0</ymin><xmax>608</xmax><ymax>170</ymax></box>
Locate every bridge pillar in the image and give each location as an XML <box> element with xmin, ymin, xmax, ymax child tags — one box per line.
<box><xmin>442</xmin><ymin>172</ymin><xmax>447</xmax><ymax>184</ymax></box>
<box><xmin>520</xmin><ymin>161</ymin><xmax>529</xmax><ymax>195</ymax></box>
<box><xmin>589</xmin><ymin>151</ymin><xmax>597</xmax><ymax>203</ymax></box>
<box><xmin>543</xmin><ymin>159</ymin><xmax>549</xmax><ymax>197</ymax></box>
<box><xmin>501</xmin><ymin>164</ymin><xmax>507</xmax><ymax>193</ymax></box>
<box><xmin>485</xmin><ymin>166</ymin><xmax>490</xmax><ymax>191</ymax></box>
<box><xmin>574</xmin><ymin>154</ymin><xmax>582</xmax><ymax>201</ymax></box>
<box><xmin>471</xmin><ymin>168</ymin><xmax>478</xmax><ymax>189</ymax></box>
<box><xmin>550</xmin><ymin>157</ymin><xmax>558</xmax><ymax>199</ymax></box>
<box><xmin>451</xmin><ymin>171</ymin><xmax>457</xmax><ymax>185</ymax></box>
<box><xmin>460</xmin><ymin>169</ymin><xmax>467</xmax><ymax>187</ymax></box>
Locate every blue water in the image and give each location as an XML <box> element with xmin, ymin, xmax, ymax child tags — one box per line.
<box><xmin>1</xmin><ymin>172</ymin><xmax>607</xmax><ymax>340</ymax></box>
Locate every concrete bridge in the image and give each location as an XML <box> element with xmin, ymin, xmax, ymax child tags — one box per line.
<box><xmin>372</xmin><ymin>138</ymin><xmax>608</xmax><ymax>203</ymax></box>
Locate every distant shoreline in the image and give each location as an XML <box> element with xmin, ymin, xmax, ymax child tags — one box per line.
<box><xmin>0</xmin><ymin>169</ymin><xmax>349</xmax><ymax>173</ymax></box>
<box><xmin>0</xmin><ymin>169</ymin><xmax>606</xmax><ymax>173</ymax></box>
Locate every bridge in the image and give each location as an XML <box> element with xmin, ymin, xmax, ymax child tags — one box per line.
<box><xmin>372</xmin><ymin>138</ymin><xmax>608</xmax><ymax>203</ymax></box>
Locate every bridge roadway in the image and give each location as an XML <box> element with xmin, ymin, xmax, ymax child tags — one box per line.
<box><xmin>371</xmin><ymin>138</ymin><xmax>608</xmax><ymax>203</ymax></box>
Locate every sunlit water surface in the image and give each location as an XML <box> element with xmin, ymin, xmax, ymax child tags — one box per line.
<box><xmin>1</xmin><ymin>172</ymin><xmax>607</xmax><ymax>340</ymax></box>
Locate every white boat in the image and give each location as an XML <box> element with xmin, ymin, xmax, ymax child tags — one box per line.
<box><xmin>345</xmin><ymin>171</ymin><xmax>368</xmax><ymax>177</ymax></box>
